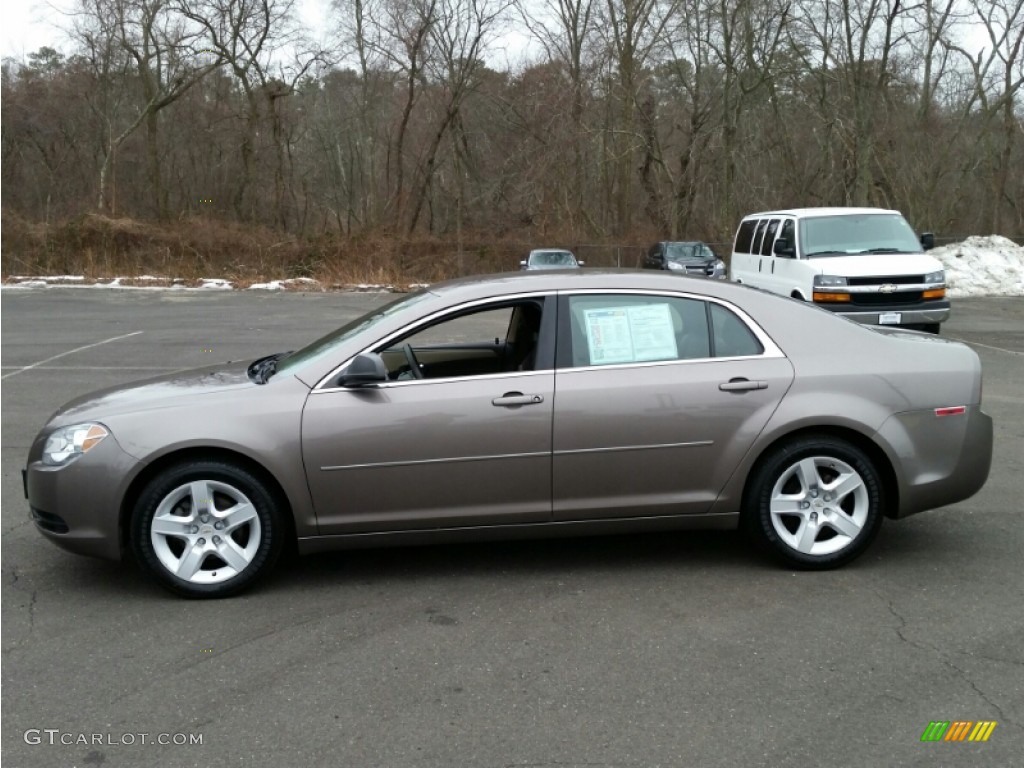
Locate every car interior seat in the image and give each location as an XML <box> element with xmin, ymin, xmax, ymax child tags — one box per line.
<box><xmin>506</xmin><ymin>303</ymin><xmax>543</xmax><ymax>371</ymax></box>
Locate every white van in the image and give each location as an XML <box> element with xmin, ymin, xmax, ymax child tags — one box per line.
<box><xmin>730</xmin><ymin>207</ymin><xmax>949</xmax><ymax>332</ymax></box>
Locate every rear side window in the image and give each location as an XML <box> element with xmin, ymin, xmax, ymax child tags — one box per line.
<box><xmin>563</xmin><ymin>295</ymin><xmax>711</xmax><ymax>367</ymax></box>
<box><xmin>734</xmin><ymin>219</ymin><xmax>758</xmax><ymax>254</ymax></box>
<box><xmin>710</xmin><ymin>304</ymin><xmax>764</xmax><ymax>357</ymax></box>
<box><xmin>750</xmin><ymin>219</ymin><xmax>768</xmax><ymax>254</ymax></box>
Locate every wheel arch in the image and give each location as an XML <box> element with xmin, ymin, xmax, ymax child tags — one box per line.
<box><xmin>739</xmin><ymin>425</ymin><xmax>900</xmax><ymax>520</ymax></box>
<box><xmin>119</xmin><ymin>447</ymin><xmax>297</xmax><ymax>554</ymax></box>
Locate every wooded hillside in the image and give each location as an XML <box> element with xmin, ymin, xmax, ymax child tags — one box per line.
<box><xmin>2</xmin><ymin>0</ymin><xmax>1021</xmax><ymax>279</ymax></box>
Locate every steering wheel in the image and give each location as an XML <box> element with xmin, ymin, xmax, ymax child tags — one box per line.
<box><xmin>401</xmin><ymin>343</ymin><xmax>424</xmax><ymax>379</ymax></box>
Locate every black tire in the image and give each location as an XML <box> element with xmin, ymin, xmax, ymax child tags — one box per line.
<box><xmin>743</xmin><ymin>436</ymin><xmax>884</xmax><ymax>569</ymax></box>
<box><xmin>922</xmin><ymin>323</ymin><xmax>941</xmax><ymax>335</ymax></box>
<box><xmin>130</xmin><ymin>460</ymin><xmax>284</xmax><ymax>598</ymax></box>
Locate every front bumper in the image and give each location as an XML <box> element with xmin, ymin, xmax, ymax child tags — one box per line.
<box><xmin>876</xmin><ymin>404</ymin><xmax>993</xmax><ymax>519</ymax></box>
<box><xmin>24</xmin><ymin>431</ymin><xmax>141</xmax><ymax>561</ymax></box>
<box><xmin>816</xmin><ymin>299</ymin><xmax>951</xmax><ymax>327</ymax></box>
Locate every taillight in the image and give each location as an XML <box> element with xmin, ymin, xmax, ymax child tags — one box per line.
<box><xmin>935</xmin><ymin>406</ymin><xmax>966</xmax><ymax>417</ymax></box>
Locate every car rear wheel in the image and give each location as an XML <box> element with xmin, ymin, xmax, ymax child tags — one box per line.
<box><xmin>130</xmin><ymin>460</ymin><xmax>283</xmax><ymax>598</ymax></box>
<box><xmin>745</xmin><ymin>436</ymin><xmax>884</xmax><ymax>569</ymax></box>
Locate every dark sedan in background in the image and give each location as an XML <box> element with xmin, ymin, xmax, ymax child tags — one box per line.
<box><xmin>25</xmin><ymin>271</ymin><xmax>992</xmax><ymax>597</ymax></box>
<box><xmin>645</xmin><ymin>240</ymin><xmax>727</xmax><ymax>278</ymax></box>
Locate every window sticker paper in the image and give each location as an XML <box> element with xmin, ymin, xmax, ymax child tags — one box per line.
<box><xmin>582</xmin><ymin>303</ymin><xmax>678</xmax><ymax>364</ymax></box>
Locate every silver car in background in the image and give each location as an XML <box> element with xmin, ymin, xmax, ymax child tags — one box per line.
<box><xmin>521</xmin><ymin>249</ymin><xmax>583</xmax><ymax>270</ymax></box>
<box><xmin>24</xmin><ymin>271</ymin><xmax>993</xmax><ymax>597</ymax></box>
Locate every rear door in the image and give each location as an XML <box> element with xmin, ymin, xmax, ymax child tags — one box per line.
<box><xmin>551</xmin><ymin>291</ymin><xmax>794</xmax><ymax>521</ymax></box>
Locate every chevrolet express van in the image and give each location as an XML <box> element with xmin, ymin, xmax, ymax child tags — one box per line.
<box><xmin>730</xmin><ymin>208</ymin><xmax>948</xmax><ymax>332</ymax></box>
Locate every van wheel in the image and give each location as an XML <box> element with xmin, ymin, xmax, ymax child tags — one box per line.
<box><xmin>922</xmin><ymin>323</ymin><xmax>940</xmax><ymax>335</ymax></box>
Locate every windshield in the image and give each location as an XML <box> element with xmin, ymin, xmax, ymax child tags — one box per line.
<box><xmin>800</xmin><ymin>213</ymin><xmax>922</xmax><ymax>257</ymax></box>
<box><xmin>665</xmin><ymin>243</ymin><xmax>713</xmax><ymax>261</ymax></box>
<box><xmin>274</xmin><ymin>289</ymin><xmax>434</xmax><ymax>376</ymax></box>
<box><xmin>530</xmin><ymin>251</ymin><xmax>575</xmax><ymax>266</ymax></box>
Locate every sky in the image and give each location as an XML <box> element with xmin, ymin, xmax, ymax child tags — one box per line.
<box><xmin>0</xmin><ymin>0</ymin><xmax>1001</xmax><ymax>64</ymax></box>
<box><xmin>0</xmin><ymin>0</ymin><xmax>332</xmax><ymax>60</ymax></box>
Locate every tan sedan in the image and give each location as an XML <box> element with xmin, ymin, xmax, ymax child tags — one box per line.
<box><xmin>25</xmin><ymin>271</ymin><xmax>993</xmax><ymax>597</ymax></box>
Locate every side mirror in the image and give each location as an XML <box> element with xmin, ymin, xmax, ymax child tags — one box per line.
<box><xmin>520</xmin><ymin>260</ymin><xmax>527</xmax><ymax>267</ymax></box>
<box><xmin>577</xmin><ymin>260</ymin><xmax>585</xmax><ymax>267</ymax></box>
<box><xmin>338</xmin><ymin>353</ymin><xmax>387</xmax><ymax>388</ymax></box>
<box><xmin>773</xmin><ymin>238</ymin><xmax>795</xmax><ymax>258</ymax></box>
<box><xmin>920</xmin><ymin>232</ymin><xmax>935</xmax><ymax>251</ymax></box>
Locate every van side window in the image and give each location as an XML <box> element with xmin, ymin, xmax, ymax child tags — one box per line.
<box><xmin>760</xmin><ymin>219</ymin><xmax>780</xmax><ymax>256</ymax></box>
<box><xmin>778</xmin><ymin>219</ymin><xmax>795</xmax><ymax>256</ymax></box>
<box><xmin>735</xmin><ymin>219</ymin><xmax>757</xmax><ymax>254</ymax></box>
<box><xmin>750</xmin><ymin>219</ymin><xmax>768</xmax><ymax>254</ymax></box>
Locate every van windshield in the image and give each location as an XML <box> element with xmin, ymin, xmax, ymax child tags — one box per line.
<box><xmin>801</xmin><ymin>214</ymin><xmax>922</xmax><ymax>257</ymax></box>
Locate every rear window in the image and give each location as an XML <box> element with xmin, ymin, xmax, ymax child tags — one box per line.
<box><xmin>735</xmin><ymin>219</ymin><xmax>758</xmax><ymax>253</ymax></box>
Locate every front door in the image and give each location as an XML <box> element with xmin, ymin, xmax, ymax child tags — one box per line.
<box><xmin>303</xmin><ymin>297</ymin><xmax>556</xmax><ymax>534</ymax></box>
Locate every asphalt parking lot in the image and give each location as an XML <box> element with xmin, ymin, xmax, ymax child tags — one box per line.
<box><xmin>2</xmin><ymin>288</ymin><xmax>1022</xmax><ymax>768</ymax></box>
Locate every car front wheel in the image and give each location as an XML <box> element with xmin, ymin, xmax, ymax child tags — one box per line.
<box><xmin>744</xmin><ymin>436</ymin><xmax>884</xmax><ymax>569</ymax></box>
<box><xmin>130</xmin><ymin>460</ymin><xmax>284</xmax><ymax>598</ymax></box>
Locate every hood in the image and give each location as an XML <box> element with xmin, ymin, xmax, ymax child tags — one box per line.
<box><xmin>50</xmin><ymin>361</ymin><xmax>259</xmax><ymax>427</ymax></box>
<box><xmin>805</xmin><ymin>252</ymin><xmax>943</xmax><ymax>277</ymax></box>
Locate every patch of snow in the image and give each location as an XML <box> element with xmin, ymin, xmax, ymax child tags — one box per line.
<box><xmin>198</xmin><ymin>278</ymin><xmax>234</xmax><ymax>290</ymax></box>
<box><xmin>931</xmin><ymin>235</ymin><xmax>1024</xmax><ymax>297</ymax></box>
<box><xmin>248</xmin><ymin>277</ymin><xmax>322</xmax><ymax>291</ymax></box>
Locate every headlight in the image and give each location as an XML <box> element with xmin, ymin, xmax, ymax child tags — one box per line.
<box><xmin>42</xmin><ymin>423</ymin><xmax>109</xmax><ymax>466</ymax></box>
<box><xmin>709</xmin><ymin>259</ymin><xmax>727</xmax><ymax>279</ymax></box>
<box><xmin>813</xmin><ymin>274</ymin><xmax>848</xmax><ymax>287</ymax></box>
<box><xmin>666</xmin><ymin>261</ymin><xmax>685</xmax><ymax>271</ymax></box>
<box><xmin>924</xmin><ymin>270</ymin><xmax>945</xmax><ymax>285</ymax></box>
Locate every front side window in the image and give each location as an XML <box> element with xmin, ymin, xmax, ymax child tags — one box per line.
<box><xmin>376</xmin><ymin>299</ymin><xmax>549</xmax><ymax>380</ymax></box>
<box><xmin>778</xmin><ymin>219</ymin><xmax>795</xmax><ymax>255</ymax></box>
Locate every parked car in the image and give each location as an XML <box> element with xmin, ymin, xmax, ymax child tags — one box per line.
<box><xmin>730</xmin><ymin>207</ymin><xmax>948</xmax><ymax>333</ymax></box>
<box><xmin>521</xmin><ymin>249</ymin><xmax>582</xmax><ymax>270</ymax></box>
<box><xmin>25</xmin><ymin>271</ymin><xmax>992</xmax><ymax>597</ymax></box>
<box><xmin>644</xmin><ymin>241</ymin><xmax>726</xmax><ymax>278</ymax></box>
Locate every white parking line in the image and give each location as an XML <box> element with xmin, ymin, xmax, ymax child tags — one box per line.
<box><xmin>947</xmin><ymin>336</ymin><xmax>1024</xmax><ymax>357</ymax></box>
<box><xmin>1</xmin><ymin>331</ymin><xmax>145</xmax><ymax>380</ymax></box>
<box><xmin>0</xmin><ymin>365</ymin><xmax>177</xmax><ymax>371</ymax></box>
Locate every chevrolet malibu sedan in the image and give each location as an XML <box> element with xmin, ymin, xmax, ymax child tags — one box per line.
<box><xmin>25</xmin><ymin>271</ymin><xmax>992</xmax><ymax>597</ymax></box>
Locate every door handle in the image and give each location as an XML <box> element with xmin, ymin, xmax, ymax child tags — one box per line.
<box><xmin>492</xmin><ymin>392</ymin><xmax>544</xmax><ymax>407</ymax></box>
<box><xmin>719</xmin><ymin>378</ymin><xmax>768</xmax><ymax>392</ymax></box>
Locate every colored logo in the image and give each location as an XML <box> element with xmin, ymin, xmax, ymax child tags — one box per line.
<box><xmin>921</xmin><ymin>721</ymin><xmax>997</xmax><ymax>742</ymax></box>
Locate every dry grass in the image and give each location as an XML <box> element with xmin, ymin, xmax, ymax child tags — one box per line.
<box><xmin>0</xmin><ymin>212</ymin><xmax>541</xmax><ymax>286</ymax></box>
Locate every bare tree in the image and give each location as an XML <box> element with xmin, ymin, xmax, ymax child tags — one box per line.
<box><xmin>71</xmin><ymin>0</ymin><xmax>218</xmax><ymax>213</ymax></box>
